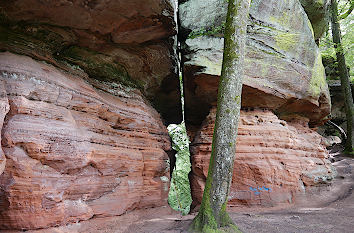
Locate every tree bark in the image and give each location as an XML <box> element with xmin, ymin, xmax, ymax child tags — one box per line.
<box><xmin>189</xmin><ymin>0</ymin><xmax>250</xmax><ymax>232</ymax></box>
<box><xmin>330</xmin><ymin>0</ymin><xmax>354</xmax><ymax>153</ymax></box>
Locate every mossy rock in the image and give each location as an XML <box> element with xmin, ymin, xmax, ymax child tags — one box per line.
<box><xmin>299</xmin><ymin>0</ymin><xmax>329</xmax><ymax>40</ymax></box>
<box><xmin>179</xmin><ymin>0</ymin><xmax>331</xmax><ymax>125</ymax></box>
<box><xmin>0</xmin><ymin>16</ymin><xmax>143</xmax><ymax>91</ymax></box>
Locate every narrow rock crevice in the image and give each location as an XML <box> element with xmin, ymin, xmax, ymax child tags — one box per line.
<box><xmin>0</xmin><ymin>79</ymin><xmax>10</xmax><ymax>175</ymax></box>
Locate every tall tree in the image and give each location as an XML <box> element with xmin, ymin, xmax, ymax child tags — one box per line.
<box><xmin>189</xmin><ymin>0</ymin><xmax>250</xmax><ymax>232</ymax></box>
<box><xmin>330</xmin><ymin>0</ymin><xmax>354</xmax><ymax>153</ymax></box>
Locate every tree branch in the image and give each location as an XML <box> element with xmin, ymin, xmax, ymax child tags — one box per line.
<box><xmin>339</xmin><ymin>0</ymin><xmax>354</xmax><ymax>20</ymax></box>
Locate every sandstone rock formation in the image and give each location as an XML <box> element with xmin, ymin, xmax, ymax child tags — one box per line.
<box><xmin>0</xmin><ymin>52</ymin><xmax>171</xmax><ymax>230</ymax></box>
<box><xmin>0</xmin><ymin>0</ymin><xmax>180</xmax><ymax>120</ymax></box>
<box><xmin>191</xmin><ymin>108</ymin><xmax>336</xmax><ymax>206</ymax></box>
<box><xmin>1</xmin><ymin>0</ymin><xmax>177</xmax><ymax>44</ymax></box>
<box><xmin>180</xmin><ymin>0</ymin><xmax>335</xmax><ymax>206</ymax></box>
<box><xmin>0</xmin><ymin>0</ymin><xmax>336</xmax><ymax>230</ymax></box>
<box><xmin>180</xmin><ymin>0</ymin><xmax>330</xmax><ymax>126</ymax></box>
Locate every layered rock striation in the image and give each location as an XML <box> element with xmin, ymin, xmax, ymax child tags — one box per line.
<box><xmin>0</xmin><ymin>0</ymin><xmax>337</xmax><ymax>230</ymax></box>
<box><xmin>191</xmin><ymin>108</ymin><xmax>336</xmax><ymax>206</ymax></box>
<box><xmin>0</xmin><ymin>52</ymin><xmax>171</xmax><ymax>230</ymax></box>
<box><xmin>0</xmin><ymin>0</ymin><xmax>180</xmax><ymax>119</ymax></box>
<box><xmin>0</xmin><ymin>0</ymin><xmax>179</xmax><ymax>230</ymax></box>
<box><xmin>180</xmin><ymin>0</ymin><xmax>335</xmax><ymax>206</ymax></box>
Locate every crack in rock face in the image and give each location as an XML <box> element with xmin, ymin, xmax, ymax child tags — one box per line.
<box><xmin>0</xmin><ymin>80</ymin><xmax>10</xmax><ymax>176</ymax></box>
<box><xmin>0</xmin><ymin>0</ymin><xmax>335</xmax><ymax>230</ymax></box>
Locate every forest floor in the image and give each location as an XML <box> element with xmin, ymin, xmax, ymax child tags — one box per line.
<box><xmin>6</xmin><ymin>150</ymin><xmax>354</xmax><ymax>233</ymax></box>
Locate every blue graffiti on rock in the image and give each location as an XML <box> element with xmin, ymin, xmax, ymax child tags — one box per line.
<box><xmin>249</xmin><ymin>186</ymin><xmax>272</xmax><ymax>195</ymax></box>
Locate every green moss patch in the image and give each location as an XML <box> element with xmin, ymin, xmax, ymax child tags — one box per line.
<box><xmin>274</xmin><ymin>32</ymin><xmax>299</xmax><ymax>52</ymax></box>
<box><xmin>309</xmin><ymin>52</ymin><xmax>327</xmax><ymax>96</ymax></box>
<box><xmin>58</xmin><ymin>46</ymin><xmax>138</xmax><ymax>88</ymax></box>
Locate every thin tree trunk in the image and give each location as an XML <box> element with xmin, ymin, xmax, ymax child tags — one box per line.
<box><xmin>189</xmin><ymin>0</ymin><xmax>250</xmax><ymax>232</ymax></box>
<box><xmin>330</xmin><ymin>0</ymin><xmax>354</xmax><ymax>153</ymax></box>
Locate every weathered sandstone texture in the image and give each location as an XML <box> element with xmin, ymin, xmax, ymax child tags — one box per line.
<box><xmin>1</xmin><ymin>0</ymin><xmax>177</xmax><ymax>44</ymax></box>
<box><xmin>0</xmin><ymin>0</ymin><xmax>180</xmax><ymax>121</ymax></box>
<box><xmin>0</xmin><ymin>52</ymin><xmax>171</xmax><ymax>230</ymax></box>
<box><xmin>180</xmin><ymin>0</ymin><xmax>330</xmax><ymax>126</ymax></box>
<box><xmin>180</xmin><ymin>0</ymin><xmax>334</xmax><ymax>207</ymax></box>
<box><xmin>0</xmin><ymin>0</ymin><xmax>336</xmax><ymax>230</ymax></box>
<box><xmin>191</xmin><ymin>108</ymin><xmax>336</xmax><ymax>206</ymax></box>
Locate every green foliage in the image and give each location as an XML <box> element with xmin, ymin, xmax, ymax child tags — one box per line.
<box><xmin>167</xmin><ymin>56</ymin><xmax>191</xmax><ymax>215</ymax></box>
<box><xmin>322</xmin><ymin>54</ymin><xmax>340</xmax><ymax>80</ymax></box>
<box><xmin>320</xmin><ymin>0</ymin><xmax>354</xmax><ymax>82</ymax></box>
<box><xmin>167</xmin><ymin>123</ymin><xmax>192</xmax><ymax>215</ymax></box>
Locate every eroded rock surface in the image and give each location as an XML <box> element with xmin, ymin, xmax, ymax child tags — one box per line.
<box><xmin>180</xmin><ymin>0</ymin><xmax>330</xmax><ymax>126</ymax></box>
<box><xmin>0</xmin><ymin>52</ymin><xmax>171</xmax><ymax>230</ymax></box>
<box><xmin>191</xmin><ymin>108</ymin><xmax>336</xmax><ymax>206</ymax></box>
<box><xmin>0</xmin><ymin>0</ymin><xmax>180</xmax><ymax>120</ymax></box>
<box><xmin>0</xmin><ymin>0</ymin><xmax>336</xmax><ymax>230</ymax></box>
<box><xmin>1</xmin><ymin>0</ymin><xmax>176</xmax><ymax>44</ymax></box>
<box><xmin>180</xmin><ymin>0</ymin><xmax>334</xmax><ymax>206</ymax></box>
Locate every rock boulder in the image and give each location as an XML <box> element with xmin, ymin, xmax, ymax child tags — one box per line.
<box><xmin>180</xmin><ymin>0</ymin><xmax>330</xmax><ymax>126</ymax></box>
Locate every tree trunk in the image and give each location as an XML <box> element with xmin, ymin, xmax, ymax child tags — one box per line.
<box><xmin>189</xmin><ymin>0</ymin><xmax>250</xmax><ymax>232</ymax></box>
<box><xmin>330</xmin><ymin>0</ymin><xmax>354</xmax><ymax>153</ymax></box>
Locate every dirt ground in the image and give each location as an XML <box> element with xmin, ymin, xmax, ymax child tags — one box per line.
<box><xmin>4</xmin><ymin>153</ymin><xmax>354</xmax><ymax>233</ymax></box>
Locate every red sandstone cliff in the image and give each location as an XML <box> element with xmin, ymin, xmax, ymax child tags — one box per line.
<box><xmin>0</xmin><ymin>0</ymin><xmax>337</xmax><ymax>230</ymax></box>
<box><xmin>191</xmin><ymin>107</ymin><xmax>336</xmax><ymax>207</ymax></box>
<box><xmin>0</xmin><ymin>53</ymin><xmax>171</xmax><ymax>229</ymax></box>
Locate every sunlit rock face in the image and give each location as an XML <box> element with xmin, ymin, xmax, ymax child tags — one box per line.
<box><xmin>0</xmin><ymin>52</ymin><xmax>171</xmax><ymax>230</ymax></box>
<box><xmin>191</xmin><ymin>108</ymin><xmax>336</xmax><ymax>206</ymax></box>
<box><xmin>180</xmin><ymin>0</ymin><xmax>334</xmax><ymax>207</ymax></box>
<box><xmin>180</xmin><ymin>0</ymin><xmax>330</xmax><ymax>126</ymax></box>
